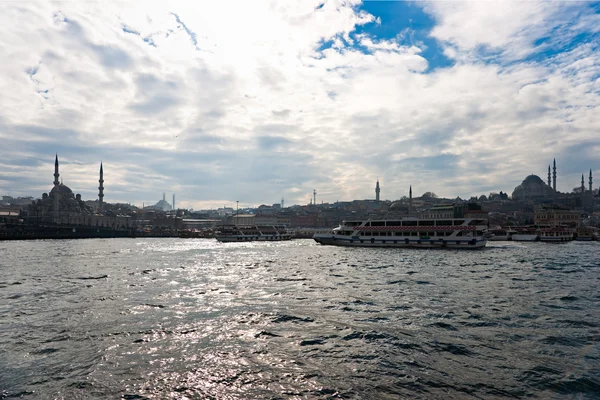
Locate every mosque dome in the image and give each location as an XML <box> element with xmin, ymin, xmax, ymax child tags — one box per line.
<box><xmin>50</xmin><ymin>183</ymin><xmax>75</xmax><ymax>197</ymax></box>
<box><xmin>512</xmin><ymin>174</ymin><xmax>553</xmax><ymax>200</ymax></box>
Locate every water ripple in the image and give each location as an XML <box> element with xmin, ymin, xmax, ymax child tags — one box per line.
<box><xmin>0</xmin><ymin>239</ymin><xmax>599</xmax><ymax>399</ymax></box>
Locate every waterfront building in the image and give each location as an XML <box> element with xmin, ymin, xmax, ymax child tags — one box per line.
<box><xmin>420</xmin><ymin>204</ymin><xmax>456</xmax><ymax>219</ymax></box>
<box><xmin>534</xmin><ymin>205</ymin><xmax>581</xmax><ymax>227</ymax></box>
<box><xmin>254</xmin><ymin>213</ymin><xmax>279</xmax><ymax>225</ymax></box>
<box><xmin>231</xmin><ymin>214</ymin><xmax>255</xmax><ymax>226</ymax></box>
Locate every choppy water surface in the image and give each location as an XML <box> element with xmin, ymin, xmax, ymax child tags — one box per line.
<box><xmin>1</xmin><ymin>239</ymin><xmax>599</xmax><ymax>399</ymax></box>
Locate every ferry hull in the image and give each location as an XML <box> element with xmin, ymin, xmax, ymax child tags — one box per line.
<box><xmin>539</xmin><ymin>237</ymin><xmax>572</xmax><ymax>242</ymax></box>
<box><xmin>512</xmin><ymin>234</ymin><xmax>539</xmax><ymax>242</ymax></box>
<box><xmin>313</xmin><ymin>235</ymin><xmax>487</xmax><ymax>249</ymax></box>
<box><xmin>489</xmin><ymin>235</ymin><xmax>510</xmax><ymax>241</ymax></box>
<box><xmin>216</xmin><ymin>235</ymin><xmax>292</xmax><ymax>243</ymax></box>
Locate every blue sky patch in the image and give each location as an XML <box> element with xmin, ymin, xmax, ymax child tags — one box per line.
<box><xmin>355</xmin><ymin>1</ymin><xmax>454</xmax><ymax>71</ymax></box>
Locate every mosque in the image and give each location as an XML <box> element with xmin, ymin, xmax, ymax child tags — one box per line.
<box><xmin>511</xmin><ymin>159</ymin><xmax>559</xmax><ymax>200</ymax></box>
<box><xmin>27</xmin><ymin>155</ymin><xmax>133</xmax><ymax>229</ymax></box>
<box><xmin>511</xmin><ymin>159</ymin><xmax>596</xmax><ymax>212</ymax></box>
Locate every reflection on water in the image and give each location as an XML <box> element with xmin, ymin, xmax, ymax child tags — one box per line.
<box><xmin>1</xmin><ymin>239</ymin><xmax>599</xmax><ymax>399</ymax></box>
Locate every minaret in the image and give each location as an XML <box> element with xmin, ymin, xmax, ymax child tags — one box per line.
<box><xmin>53</xmin><ymin>154</ymin><xmax>60</xmax><ymax>221</ymax></box>
<box><xmin>163</xmin><ymin>193</ymin><xmax>166</xmax><ymax>202</ymax></box>
<box><xmin>589</xmin><ymin>169</ymin><xmax>593</xmax><ymax>192</ymax></box>
<box><xmin>581</xmin><ymin>174</ymin><xmax>585</xmax><ymax>194</ymax></box>
<box><xmin>552</xmin><ymin>158</ymin><xmax>557</xmax><ymax>191</ymax></box>
<box><xmin>409</xmin><ymin>185</ymin><xmax>413</xmax><ymax>216</ymax></box>
<box><xmin>172</xmin><ymin>194</ymin><xmax>175</xmax><ymax>210</ymax></box>
<box><xmin>547</xmin><ymin>165</ymin><xmax>551</xmax><ymax>187</ymax></box>
<box><xmin>313</xmin><ymin>189</ymin><xmax>317</xmax><ymax>206</ymax></box>
<box><xmin>98</xmin><ymin>162</ymin><xmax>104</xmax><ymax>213</ymax></box>
<box><xmin>375</xmin><ymin>179</ymin><xmax>380</xmax><ymax>202</ymax></box>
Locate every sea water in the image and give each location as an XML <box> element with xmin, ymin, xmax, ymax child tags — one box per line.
<box><xmin>1</xmin><ymin>239</ymin><xmax>599</xmax><ymax>399</ymax></box>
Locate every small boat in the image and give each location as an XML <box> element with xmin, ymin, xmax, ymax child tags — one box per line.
<box><xmin>538</xmin><ymin>226</ymin><xmax>573</xmax><ymax>242</ymax></box>
<box><xmin>215</xmin><ymin>225</ymin><xmax>292</xmax><ymax>243</ymax></box>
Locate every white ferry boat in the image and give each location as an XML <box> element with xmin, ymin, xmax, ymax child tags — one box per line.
<box><xmin>538</xmin><ymin>226</ymin><xmax>573</xmax><ymax>242</ymax></box>
<box><xmin>215</xmin><ymin>225</ymin><xmax>293</xmax><ymax>243</ymax></box>
<box><xmin>313</xmin><ymin>217</ymin><xmax>488</xmax><ymax>249</ymax></box>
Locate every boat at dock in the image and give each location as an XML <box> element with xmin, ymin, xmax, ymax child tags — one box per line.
<box><xmin>511</xmin><ymin>227</ymin><xmax>539</xmax><ymax>242</ymax></box>
<box><xmin>489</xmin><ymin>228</ymin><xmax>516</xmax><ymax>241</ymax></box>
<box><xmin>575</xmin><ymin>227</ymin><xmax>596</xmax><ymax>241</ymax></box>
<box><xmin>538</xmin><ymin>226</ymin><xmax>573</xmax><ymax>242</ymax></box>
<box><xmin>313</xmin><ymin>217</ymin><xmax>489</xmax><ymax>249</ymax></box>
<box><xmin>215</xmin><ymin>224</ymin><xmax>292</xmax><ymax>243</ymax></box>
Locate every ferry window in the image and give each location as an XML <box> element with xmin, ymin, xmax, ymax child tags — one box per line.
<box><xmin>428</xmin><ymin>232</ymin><xmax>435</xmax><ymax>237</ymax></box>
<box><xmin>372</xmin><ymin>221</ymin><xmax>385</xmax><ymax>226</ymax></box>
<box><xmin>386</xmin><ymin>221</ymin><xmax>401</xmax><ymax>226</ymax></box>
<box><xmin>402</xmin><ymin>221</ymin><xmax>417</xmax><ymax>226</ymax></box>
<box><xmin>436</xmin><ymin>220</ymin><xmax>453</xmax><ymax>226</ymax></box>
<box><xmin>419</xmin><ymin>221</ymin><xmax>434</xmax><ymax>226</ymax></box>
<box><xmin>453</xmin><ymin>220</ymin><xmax>465</xmax><ymax>225</ymax></box>
<box><xmin>395</xmin><ymin>232</ymin><xmax>402</xmax><ymax>236</ymax></box>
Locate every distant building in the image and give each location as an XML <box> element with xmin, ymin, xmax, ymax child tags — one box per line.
<box><xmin>534</xmin><ymin>205</ymin><xmax>580</xmax><ymax>227</ymax></box>
<box><xmin>232</xmin><ymin>214</ymin><xmax>255</xmax><ymax>226</ymax></box>
<box><xmin>25</xmin><ymin>155</ymin><xmax>134</xmax><ymax>229</ymax></box>
<box><xmin>254</xmin><ymin>214</ymin><xmax>278</xmax><ymax>225</ymax></box>
<box><xmin>512</xmin><ymin>175</ymin><xmax>554</xmax><ymax>201</ymax></box>
<box><xmin>28</xmin><ymin>155</ymin><xmax>95</xmax><ymax>222</ymax></box>
<box><xmin>154</xmin><ymin>193</ymin><xmax>172</xmax><ymax>211</ymax></box>
<box><xmin>420</xmin><ymin>204</ymin><xmax>456</xmax><ymax>219</ymax></box>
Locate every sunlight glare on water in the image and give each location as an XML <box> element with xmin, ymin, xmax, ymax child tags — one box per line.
<box><xmin>1</xmin><ymin>238</ymin><xmax>599</xmax><ymax>399</ymax></box>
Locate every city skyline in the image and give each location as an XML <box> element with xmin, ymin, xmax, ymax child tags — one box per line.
<box><xmin>1</xmin><ymin>1</ymin><xmax>599</xmax><ymax>209</ymax></box>
<box><xmin>2</xmin><ymin>153</ymin><xmax>597</xmax><ymax>211</ymax></box>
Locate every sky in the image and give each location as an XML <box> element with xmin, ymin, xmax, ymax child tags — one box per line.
<box><xmin>0</xmin><ymin>0</ymin><xmax>599</xmax><ymax>210</ymax></box>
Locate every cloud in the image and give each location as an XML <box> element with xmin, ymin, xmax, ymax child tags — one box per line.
<box><xmin>0</xmin><ymin>0</ymin><xmax>598</xmax><ymax>208</ymax></box>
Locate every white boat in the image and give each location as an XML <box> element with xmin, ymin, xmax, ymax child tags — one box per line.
<box><xmin>313</xmin><ymin>217</ymin><xmax>488</xmax><ymax>249</ymax></box>
<box><xmin>489</xmin><ymin>228</ymin><xmax>515</xmax><ymax>241</ymax></box>
<box><xmin>215</xmin><ymin>225</ymin><xmax>292</xmax><ymax>243</ymax></box>
<box><xmin>511</xmin><ymin>227</ymin><xmax>539</xmax><ymax>242</ymax></box>
<box><xmin>538</xmin><ymin>226</ymin><xmax>573</xmax><ymax>242</ymax></box>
